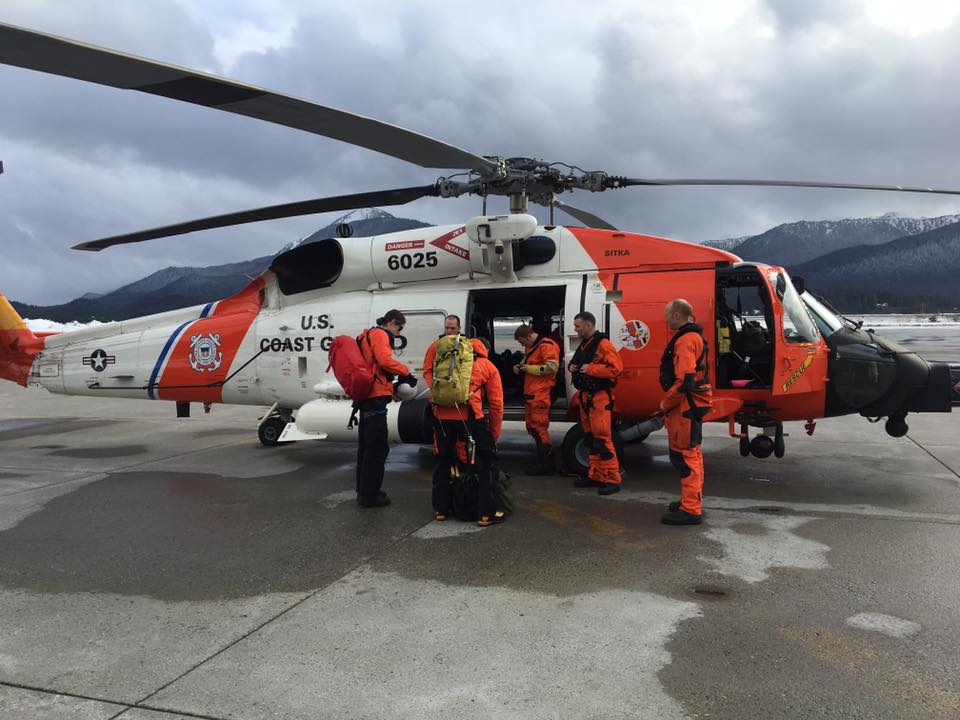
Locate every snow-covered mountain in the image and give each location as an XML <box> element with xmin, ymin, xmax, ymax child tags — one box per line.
<box><xmin>275</xmin><ymin>208</ymin><xmax>408</xmax><ymax>254</ymax></box>
<box><xmin>794</xmin><ymin>219</ymin><xmax>960</xmax><ymax>311</ymax></box>
<box><xmin>703</xmin><ymin>236</ymin><xmax>749</xmax><ymax>251</ymax></box>
<box><xmin>711</xmin><ymin>212</ymin><xmax>960</xmax><ymax>266</ymax></box>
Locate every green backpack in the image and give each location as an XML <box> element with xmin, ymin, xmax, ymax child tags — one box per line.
<box><xmin>431</xmin><ymin>334</ymin><xmax>474</xmax><ymax>407</ymax></box>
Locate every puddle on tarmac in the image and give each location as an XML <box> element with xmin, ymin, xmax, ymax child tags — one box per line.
<box><xmin>0</xmin><ymin>469</ymin><xmax>419</xmax><ymax>601</ymax></box>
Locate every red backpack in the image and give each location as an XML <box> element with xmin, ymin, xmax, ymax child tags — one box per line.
<box><xmin>327</xmin><ymin>331</ymin><xmax>377</xmax><ymax>402</ymax></box>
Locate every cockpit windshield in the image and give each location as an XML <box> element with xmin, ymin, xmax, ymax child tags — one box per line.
<box><xmin>801</xmin><ymin>291</ymin><xmax>845</xmax><ymax>337</ymax></box>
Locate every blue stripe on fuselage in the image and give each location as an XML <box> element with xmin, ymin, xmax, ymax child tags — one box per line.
<box><xmin>147</xmin><ymin>321</ymin><xmax>193</xmax><ymax>399</ymax></box>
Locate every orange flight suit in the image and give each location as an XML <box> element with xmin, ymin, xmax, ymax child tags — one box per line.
<box><xmin>359</xmin><ymin>327</ymin><xmax>410</xmax><ymax>400</ymax></box>
<box><xmin>522</xmin><ymin>336</ymin><xmax>560</xmax><ymax>445</ymax></box>
<box><xmin>355</xmin><ymin>326</ymin><xmax>411</xmax><ymax>502</ymax></box>
<box><xmin>660</xmin><ymin>323</ymin><xmax>713</xmax><ymax>515</ymax></box>
<box><xmin>571</xmin><ymin>333</ymin><xmax>624</xmax><ymax>485</ymax></box>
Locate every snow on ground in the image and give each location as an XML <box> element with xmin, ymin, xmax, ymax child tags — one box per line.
<box><xmin>24</xmin><ymin>319</ymin><xmax>105</xmax><ymax>333</ymax></box>
<box><xmin>849</xmin><ymin>314</ymin><xmax>960</xmax><ymax>328</ymax></box>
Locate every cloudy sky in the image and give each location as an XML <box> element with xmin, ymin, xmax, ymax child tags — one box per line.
<box><xmin>2</xmin><ymin>0</ymin><xmax>960</xmax><ymax>304</ymax></box>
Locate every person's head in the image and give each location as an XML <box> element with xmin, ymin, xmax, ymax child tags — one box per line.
<box><xmin>573</xmin><ymin>311</ymin><xmax>596</xmax><ymax>340</ymax></box>
<box><xmin>665</xmin><ymin>299</ymin><xmax>693</xmax><ymax>330</ymax></box>
<box><xmin>443</xmin><ymin>314</ymin><xmax>461</xmax><ymax>336</ymax></box>
<box><xmin>377</xmin><ymin>309</ymin><xmax>406</xmax><ymax>335</ymax></box>
<box><xmin>514</xmin><ymin>323</ymin><xmax>538</xmax><ymax>349</ymax></box>
<box><xmin>472</xmin><ymin>337</ymin><xmax>491</xmax><ymax>356</ymax></box>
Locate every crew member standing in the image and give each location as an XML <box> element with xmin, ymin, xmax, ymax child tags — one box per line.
<box><xmin>423</xmin><ymin>314</ymin><xmax>465</xmax><ymax>459</ymax></box>
<box><xmin>659</xmin><ymin>298</ymin><xmax>713</xmax><ymax>525</ymax></box>
<box><xmin>422</xmin><ymin>314</ymin><xmax>463</xmax><ymax>378</ymax></box>
<box><xmin>513</xmin><ymin>324</ymin><xmax>560</xmax><ymax>475</ymax></box>
<box><xmin>568</xmin><ymin>311</ymin><xmax>623</xmax><ymax>495</ymax></box>
<box><xmin>429</xmin><ymin>338</ymin><xmax>505</xmax><ymax>526</ymax></box>
<box><xmin>356</xmin><ymin>309</ymin><xmax>415</xmax><ymax>508</ymax></box>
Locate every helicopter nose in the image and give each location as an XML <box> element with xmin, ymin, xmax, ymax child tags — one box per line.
<box><xmin>824</xmin><ymin>328</ymin><xmax>956</xmax><ymax>434</ymax></box>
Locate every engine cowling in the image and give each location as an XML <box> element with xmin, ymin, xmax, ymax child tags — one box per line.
<box><xmin>268</xmin><ymin>215</ymin><xmax>542</xmax><ymax>294</ymax></box>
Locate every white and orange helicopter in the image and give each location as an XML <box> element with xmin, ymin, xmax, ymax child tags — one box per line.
<box><xmin>1</xmin><ymin>22</ymin><xmax>958</xmax><ymax>476</ymax></box>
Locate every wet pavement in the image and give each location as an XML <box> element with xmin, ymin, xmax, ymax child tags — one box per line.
<box><xmin>1</xmin><ymin>335</ymin><xmax>959</xmax><ymax>719</ymax></box>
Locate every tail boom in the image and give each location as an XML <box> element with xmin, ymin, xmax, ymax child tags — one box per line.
<box><xmin>0</xmin><ymin>293</ymin><xmax>43</xmax><ymax>386</ymax></box>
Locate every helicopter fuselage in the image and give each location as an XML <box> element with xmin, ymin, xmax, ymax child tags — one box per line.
<box><xmin>4</xmin><ymin>221</ymin><xmax>930</xmax><ymax>434</ymax></box>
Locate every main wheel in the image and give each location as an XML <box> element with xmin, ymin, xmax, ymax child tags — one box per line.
<box><xmin>258</xmin><ymin>416</ymin><xmax>287</xmax><ymax>447</ymax></box>
<box><xmin>561</xmin><ymin>425</ymin><xmax>625</xmax><ymax>477</ymax></box>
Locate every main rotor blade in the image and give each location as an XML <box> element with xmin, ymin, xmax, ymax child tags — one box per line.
<box><xmin>0</xmin><ymin>22</ymin><xmax>499</xmax><ymax>176</ymax></box>
<box><xmin>614</xmin><ymin>177</ymin><xmax>960</xmax><ymax>196</ymax></box>
<box><xmin>544</xmin><ymin>199</ymin><xmax>618</xmax><ymax>230</ymax></box>
<box><xmin>72</xmin><ymin>185</ymin><xmax>439</xmax><ymax>251</ymax></box>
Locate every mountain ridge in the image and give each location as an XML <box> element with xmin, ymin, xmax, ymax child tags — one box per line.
<box><xmin>12</xmin><ymin>210</ymin><xmax>430</xmax><ymax>323</ymax></box>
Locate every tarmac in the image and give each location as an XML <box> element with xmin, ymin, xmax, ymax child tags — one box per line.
<box><xmin>1</xmin><ymin>333</ymin><xmax>959</xmax><ymax>719</ymax></box>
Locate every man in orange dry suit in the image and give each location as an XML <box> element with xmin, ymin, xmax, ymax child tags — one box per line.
<box><xmin>659</xmin><ymin>298</ymin><xmax>713</xmax><ymax>525</ymax></box>
<box><xmin>356</xmin><ymin>309</ymin><xmax>415</xmax><ymax>508</ymax></box>
<box><xmin>513</xmin><ymin>324</ymin><xmax>561</xmax><ymax>475</ymax></box>
<box><xmin>427</xmin><ymin>338</ymin><xmax>505</xmax><ymax>527</ymax></box>
<box><xmin>421</xmin><ymin>314</ymin><xmax>463</xmax><ymax>372</ymax></box>
<box><xmin>568</xmin><ymin>311</ymin><xmax>624</xmax><ymax>495</ymax></box>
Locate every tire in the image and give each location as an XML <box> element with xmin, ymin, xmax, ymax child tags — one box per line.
<box><xmin>561</xmin><ymin>424</ymin><xmax>625</xmax><ymax>476</ymax></box>
<box><xmin>258</xmin><ymin>416</ymin><xmax>287</xmax><ymax>447</ymax></box>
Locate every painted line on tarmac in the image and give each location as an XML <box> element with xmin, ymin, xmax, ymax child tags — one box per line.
<box><xmin>780</xmin><ymin>625</ymin><xmax>960</xmax><ymax>718</ymax></box>
<box><xmin>526</xmin><ymin>497</ymin><xmax>658</xmax><ymax>550</ymax></box>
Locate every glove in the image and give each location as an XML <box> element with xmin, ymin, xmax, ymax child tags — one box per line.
<box><xmin>400</xmin><ymin>373</ymin><xmax>417</xmax><ymax>386</ymax></box>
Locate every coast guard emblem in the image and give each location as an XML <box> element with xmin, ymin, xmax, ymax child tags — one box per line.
<box><xmin>188</xmin><ymin>333</ymin><xmax>222</xmax><ymax>372</ymax></box>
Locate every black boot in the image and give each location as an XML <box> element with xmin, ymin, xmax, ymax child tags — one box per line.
<box><xmin>525</xmin><ymin>442</ymin><xmax>555</xmax><ymax>476</ymax></box>
<box><xmin>661</xmin><ymin>508</ymin><xmax>702</xmax><ymax>525</ymax></box>
<box><xmin>358</xmin><ymin>491</ymin><xmax>391</xmax><ymax>508</ymax></box>
<box><xmin>668</xmin><ymin>500</ymin><xmax>706</xmax><ymax>518</ymax></box>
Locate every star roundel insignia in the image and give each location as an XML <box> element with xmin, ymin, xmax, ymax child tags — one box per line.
<box><xmin>82</xmin><ymin>348</ymin><xmax>116</xmax><ymax>372</ymax></box>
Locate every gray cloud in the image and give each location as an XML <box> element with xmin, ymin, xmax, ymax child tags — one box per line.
<box><xmin>2</xmin><ymin>0</ymin><xmax>960</xmax><ymax>304</ymax></box>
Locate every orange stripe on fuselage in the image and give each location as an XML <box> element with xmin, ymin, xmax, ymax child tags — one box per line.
<box><xmin>155</xmin><ymin>279</ymin><xmax>264</xmax><ymax>403</ymax></box>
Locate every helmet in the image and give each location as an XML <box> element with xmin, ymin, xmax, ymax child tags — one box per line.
<box><xmin>394</xmin><ymin>380</ymin><xmax>417</xmax><ymax>401</ymax></box>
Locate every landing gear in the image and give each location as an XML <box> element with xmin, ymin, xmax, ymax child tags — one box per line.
<box><xmin>561</xmin><ymin>424</ymin><xmax>625</xmax><ymax>478</ymax></box>
<box><xmin>258</xmin><ymin>405</ymin><xmax>292</xmax><ymax>447</ymax></box>
<box><xmin>736</xmin><ymin>417</ymin><xmax>786</xmax><ymax>459</ymax></box>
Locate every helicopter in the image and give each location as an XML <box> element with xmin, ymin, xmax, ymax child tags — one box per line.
<box><xmin>1</xmin><ymin>21</ymin><xmax>958</xmax><ymax>478</ymax></box>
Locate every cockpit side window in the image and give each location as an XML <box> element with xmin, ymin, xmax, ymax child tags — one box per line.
<box><xmin>771</xmin><ymin>271</ymin><xmax>820</xmax><ymax>343</ymax></box>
